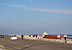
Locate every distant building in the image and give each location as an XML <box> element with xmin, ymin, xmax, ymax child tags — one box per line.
<box><xmin>43</xmin><ymin>32</ymin><xmax>48</xmax><ymax>37</ymax></box>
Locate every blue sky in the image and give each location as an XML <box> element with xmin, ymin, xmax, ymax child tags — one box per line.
<box><xmin>0</xmin><ymin>0</ymin><xmax>72</xmax><ymax>34</ymax></box>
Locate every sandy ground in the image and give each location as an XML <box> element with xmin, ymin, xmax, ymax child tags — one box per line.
<box><xmin>0</xmin><ymin>35</ymin><xmax>72</xmax><ymax>50</ymax></box>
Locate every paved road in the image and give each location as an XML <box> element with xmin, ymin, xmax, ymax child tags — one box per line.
<box><xmin>0</xmin><ymin>35</ymin><xmax>72</xmax><ymax>50</ymax></box>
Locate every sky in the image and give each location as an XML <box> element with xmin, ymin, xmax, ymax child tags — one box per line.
<box><xmin>0</xmin><ymin>0</ymin><xmax>72</xmax><ymax>34</ymax></box>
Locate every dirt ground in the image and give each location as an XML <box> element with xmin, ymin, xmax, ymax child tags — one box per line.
<box><xmin>0</xmin><ymin>35</ymin><xmax>72</xmax><ymax>50</ymax></box>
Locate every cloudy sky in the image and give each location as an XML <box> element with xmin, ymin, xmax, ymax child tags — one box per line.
<box><xmin>0</xmin><ymin>0</ymin><xmax>72</xmax><ymax>34</ymax></box>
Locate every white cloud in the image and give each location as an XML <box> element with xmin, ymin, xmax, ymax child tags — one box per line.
<box><xmin>3</xmin><ymin>4</ymin><xmax>72</xmax><ymax>14</ymax></box>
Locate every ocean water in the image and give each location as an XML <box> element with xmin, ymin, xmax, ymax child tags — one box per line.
<box><xmin>62</xmin><ymin>35</ymin><xmax>72</xmax><ymax>37</ymax></box>
<box><xmin>0</xmin><ymin>33</ymin><xmax>72</xmax><ymax>37</ymax></box>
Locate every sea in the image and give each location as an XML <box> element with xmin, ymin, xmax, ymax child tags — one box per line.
<box><xmin>0</xmin><ymin>33</ymin><xmax>72</xmax><ymax>37</ymax></box>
